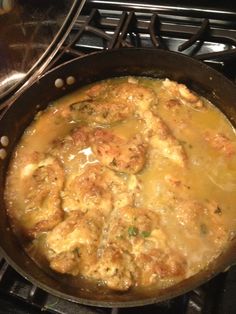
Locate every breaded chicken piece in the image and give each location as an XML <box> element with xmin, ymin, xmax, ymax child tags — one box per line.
<box><xmin>62</xmin><ymin>164</ymin><xmax>138</xmax><ymax>214</ymax></box>
<box><xmin>142</xmin><ymin>111</ymin><xmax>187</xmax><ymax>167</ymax></box>
<box><xmin>88</xmin><ymin>245</ymin><xmax>136</xmax><ymax>291</ymax></box>
<box><xmin>45</xmin><ymin>210</ymin><xmax>101</xmax><ymax>275</ymax></box>
<box><xmin>62</xmin><ymin>164</ymin><xmax>112</xmax><ymax>215</ymax></box>
<box><xmin>135</xmin><ymin>248</ymin><xmax>187</xmax><ymax>286</ymax></box>
<box><xmin>103</xmin><ymin>206</ymin><xmax>161</xmax><ymax>252</ymax></box>
<box><xmin>91</xmin><ymin>129</ymin><xmax>147</xmax><ymax>174</ymax></box>
<box><xmin>110</xmin><ymin>81</ymin><xmax>157</xmax><ymax>113</ymax></box>
<box><xmin>69</xmin><ymin>80</ymin><xmax>156</xmax><ymax>124</ymax></box>
<box><xmin>44</xmin><ymin>205</ymin><xmax>187</xmax><ymax>289</ymax></box>
<box><xmin>204</xmin><ymin>131</ymin><xmax>235</xmax><ymax>157</ymax></box>
<box><xmin>100</xmin><ymin>206</ymin><xmax>187</xmax><ymax>287</ymax></box>
<box><xmin>49</xmin><ymin>126</ymin><xmax>92</xmax><ymax>163</ymax></box>
<box><xmin>175</xmin><ymin>199</ymin><xmax>227</xmax><ymax>246</ymax></box>
<box><xmin>70</xmin><ymin>83</ymin><xmax>135</xmax><ymax>124</ymax></box>
<box><xmin>162</xmin><ymin>79</ymin><xmax>204</xmax><ymax>109</ymax></box>
<box><xmin>17</xmin><ymin>154</ymin><xmax>64</xmax><ymax>238</ymax></box>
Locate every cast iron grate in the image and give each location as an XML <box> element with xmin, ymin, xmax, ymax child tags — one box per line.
<box><xmin>47</xmin><ymin>4</ymin><xmax>236</xmax><ymax>81</ymax></box>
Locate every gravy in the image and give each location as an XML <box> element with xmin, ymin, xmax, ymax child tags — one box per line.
<box><xmin>5</xmin><ymin>77</ymin><xmax>236</xmax><ymax>291</ymax></box>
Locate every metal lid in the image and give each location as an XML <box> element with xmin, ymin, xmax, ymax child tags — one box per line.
<box><xmin>0</xmin><ymin>0</ymin><xmax>85</xmax><ymax>103</ymax></box>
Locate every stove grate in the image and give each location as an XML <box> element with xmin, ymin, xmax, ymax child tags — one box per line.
<box><xmin>45</xmin><ymin>6</ymin><xmax>236</xmax><ymax>82</ymax></box>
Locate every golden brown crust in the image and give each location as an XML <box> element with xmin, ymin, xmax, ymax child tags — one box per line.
<box><xmin>91</xmin><ymin>129</ymin><xmax>147</xmax><ymax>174</ymax></box>
<box><xmin>99</xmin><ymin>206</ymin><xmax>188</xmax><ymax>287</ymax></box>
<box><xmin>174</xmin><ymin>199</ymin><xmax>227</xmax><ymax>248</ymax></box>
<box><xmin>69</xmin><ymin>81</ymin><xmax>156</xmax><ymax>124</ymax></box>
<box><xmin>162</xmin><ymin>79</ymin><xmax>204</xmax><ymax>108</ymax></box>
<box><xmin>204</xmin><ymin>131</ymin><xmax>235</xmax><ymax>157</ymax></box>
<box><xmin>10</xmin><ymin>154</ymin><xmax>65</xmax><ymax>238</ymax></box>
<box><xmin>141</xmin><ymin>111</ymin><xmax>187</xmax><ymax>167</ymax></box>
<box><xmin>62</xmin><ymin>164</ymin><xmax>136</xmax><ymax>214</ymax></box>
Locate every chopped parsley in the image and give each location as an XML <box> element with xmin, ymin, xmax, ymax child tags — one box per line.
<box><xmin>200</xmin><ymin>223</ymin><xmax>208</xmax><ymax>235</ymax></box>
<box><xmin>141</xmin><ymin>231</ymin><xmax>151</xmax><ymax>238</ymax></box>
<box><xmin>128</xmin><ymin>226</ymin><xmax>139</xmax><ymax>236</ymax></box>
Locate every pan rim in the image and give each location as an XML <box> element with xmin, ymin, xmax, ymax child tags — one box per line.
<box><xmin>1</xmin><ymin>47</ymin><xmax>236</xmax><ymax>308</ymax></box>
<box><xmin>0</xmin><ymin>241</ymin><xmax>235</xmax><ymax>308</ymax></box>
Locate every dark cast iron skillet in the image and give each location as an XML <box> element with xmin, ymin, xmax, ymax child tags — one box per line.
<box><xmin>0</xmin><ymin>48</ymin><xmax>236</xmax><ymax>308</ymax></box>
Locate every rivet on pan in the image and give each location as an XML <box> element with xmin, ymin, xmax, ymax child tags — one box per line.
<box><xmin>54</xmin><ymin>78</ymin><xmax>64</xmax><ymax>88</ymax></box>
<box><xmin>1</xmin><ymin>0</ymin><xmax>15</xmax><ymax>13</ymax></box>
<box><xmin>0</xmin><ymin>148</ymin><xmax>7</xmax><ymax>160</ymax></box>
<box><xmin>0</xmin><ymin>135</ymin><xmax>9</xmax><ymax>147</ymax></box>
<box><xmin>66</xmin><ymin>76</ymin><xmax>76</xmax><ymax>85</ymax></box>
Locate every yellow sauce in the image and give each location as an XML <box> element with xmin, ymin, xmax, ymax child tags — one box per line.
<box><xmin>4</xmin><ymin>76</ymin><xmax>236</xmax><ymax>291</ymax></box>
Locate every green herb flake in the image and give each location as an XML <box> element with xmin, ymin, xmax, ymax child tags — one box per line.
<box><xmin>200</xmin><ymin>223</ymin><xmax>208</xmax><ymax>235</ymax></box>
<box><xmin>128</xmin><ymin>226</ymin><xmax>139</xmax><ymax>237</ymax></box>
<box><xmin>141</xmin><ymin>231</ymin><xmax>151</xmax><ymax>238</ymax></box>
<box><xmin>74</xmin><ymin>248</ymin><xmax>80</xmax><ymax>255</ymax></box>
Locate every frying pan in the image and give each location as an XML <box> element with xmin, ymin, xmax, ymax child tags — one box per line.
<box><xmin>0</xmin><ymin>48</ymin><xmax>236</xmax><ymax>308</ymax></box>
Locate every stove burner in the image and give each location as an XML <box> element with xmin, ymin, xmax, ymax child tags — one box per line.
<box><xmin>149</xmin><ymin>14</ymin><xmax>167</xmax><ymax>49</ymax></box>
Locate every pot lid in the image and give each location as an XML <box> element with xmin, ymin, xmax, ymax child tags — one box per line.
<box><xmin>0</xmin><ymin>0</ymin><xmax>85</xmax><ymax>103</ymax></box>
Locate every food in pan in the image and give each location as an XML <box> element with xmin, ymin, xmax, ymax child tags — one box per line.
<box><xmin>4</xmin><ymin>76</ymin><xmax>236</xmax><ymax>292</ymax></box>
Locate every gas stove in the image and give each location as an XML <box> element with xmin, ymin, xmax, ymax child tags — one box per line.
<box><xmin>0</xmin><ymin>1</ymin><xmax>236</xmax><ymax>313</ymax></box>
<box><xmin>50</xmin><ymin>0</ymin><xmax>236</xmax><ymax>80</ymax></box>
